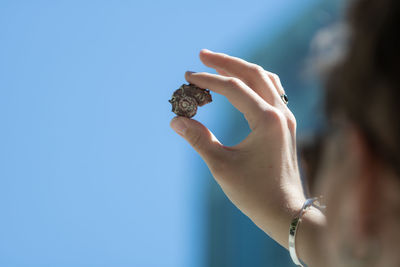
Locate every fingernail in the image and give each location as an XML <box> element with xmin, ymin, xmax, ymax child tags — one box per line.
<box><xmin>170</xmin><ymin>117</ymin><xmax>187</xmax><ymax>136</ymax></box>
<box><xmin>186</xmin><ymin>71</ymin><xmax>196</xmax><ymax>75</ymax></box>
<box><xmin>201</xmin><ymin>48</ymin><xmax>212</xmax><ymax>53</ymax></box>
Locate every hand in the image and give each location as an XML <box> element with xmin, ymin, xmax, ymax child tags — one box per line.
<box><xmin>170</xmin><ymin>49</ymin><xmax>306</xmax><ymax>248</ymax></box>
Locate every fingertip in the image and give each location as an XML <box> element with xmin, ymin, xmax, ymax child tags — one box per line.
<box><xmin>200</xmin><ymin>48</ymin><xmax>212</xmax><ymax>55</ymax></box>
<box><xmin>170</xmin><ymin>116</ymin><xmax>189</xmax><ymax>136</ymax></box>
<box><xmin>199</xmin><ymin>49</ymin><xmax>213</xmax><ymax>61</ymax></box>
<box><xmin>185</xmin><ymin>71</ymin><xmax>194</xmax><ymax>82</ymax></box>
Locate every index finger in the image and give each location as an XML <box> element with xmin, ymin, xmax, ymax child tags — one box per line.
<box><xmin>185</xmin><ymin>71</ymin><xmax>269</xmax><ymax>128</ymax></box>
<box><xmin>199</xmin><ymin>49</ymin><xmax>281</xmax><ymax>105</ymax></box>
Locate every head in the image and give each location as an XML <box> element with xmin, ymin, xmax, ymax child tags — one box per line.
<box><xmin>314</xmin><ymin>0</ymin><xmax>400</xmax><ymax>266</ymax></box>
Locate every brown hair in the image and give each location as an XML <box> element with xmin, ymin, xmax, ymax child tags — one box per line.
<box><xmin>325</xmin><ymin>0</ymin><xmax>400</xmax><ymax>174</ymax></box>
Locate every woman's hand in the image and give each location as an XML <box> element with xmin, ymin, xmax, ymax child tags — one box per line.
<box><xmin>170</xmin><ymin>49</ymin><xmax>306</xmax><ymax>249</ymax></box>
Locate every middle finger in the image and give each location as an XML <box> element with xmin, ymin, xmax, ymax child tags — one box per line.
<box><xmin>185</xmin><ymin>71</ymin><xmax>269</xmax><ymax>130</ymax></box>
<box><xmin>199</xmin><ymin>49</ymin><xmax>282</xmax><ymax>106</ymax></box>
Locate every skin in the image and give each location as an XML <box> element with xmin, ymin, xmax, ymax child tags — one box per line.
<box><xmin>170</xmin><ymin>49</ymin><xmax>400</xmax><ymax>267</ymax></box>
<box><xmin>316</xmin><ymin>122</ymin><xmax>400</xmax><ymax>267</ymax></box>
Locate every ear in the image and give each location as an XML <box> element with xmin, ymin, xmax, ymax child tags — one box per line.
<box><xmin>346</xmin><ymin>125</ymin><xmax>381</xmax><ymax>241</ymax></box>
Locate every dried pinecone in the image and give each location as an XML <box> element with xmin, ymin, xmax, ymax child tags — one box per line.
<box><xmin>169</xmin><ymin>84</ymin><xmax>212</xmax><ymax>118</ymax></box>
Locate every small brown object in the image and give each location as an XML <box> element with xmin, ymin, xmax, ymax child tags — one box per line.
<box><xmin>169</xmin><ymin>84</ymin><xmax>212</xmax><ymax>118</ymax></box>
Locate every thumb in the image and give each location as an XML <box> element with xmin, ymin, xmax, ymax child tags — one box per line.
<box><xmin>170</xmin><ymin>116</ymin><xmax>225</xmax><ymax>164</ymax></box>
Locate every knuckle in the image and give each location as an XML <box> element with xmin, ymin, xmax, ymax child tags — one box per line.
<box><xmin>254</xmin><ymin>107</ymin><xmax>297</xmax><ymax>135</ymax></box>
<box><xmin>249</xmin><ymin>64</ymin><xmax>265</xmax><ymax>77</ymax></box>
<box><xmin>268</xmin><ymin>108</ymin><xmax>285</xmax><ymax>123</ymax></box>
<box><xmin>268</xmin><ymin>72</ymin><xmax>280</xmax><ymax>82</ymax></box>
<box><xmin>258</xmin><ymin>108</ymin><xmax>286</xmax><ymax>129</ymax></box>
<box><xmin>286</xmin><ymin>111</ymin><xmax>297</xmax><ymax>131</ymax></box>
<box><xmin>227</xmin><ymin>77</ymin><xmax>244</xmax><ymax>88</ymax></box>
<box><xmin>187</xmin><ymin>131</ymin><xmax>202</xmax><ymax>150</ymax></box>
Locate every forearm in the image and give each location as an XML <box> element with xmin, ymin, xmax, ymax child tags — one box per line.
<box><xmin>253</xmin><ymin>202</ymin><xmax>326</xmax><ymax>267</ymax></box>
<box><xmin>296</xmin><ymin>206</ymin><xmax>327</xmax><ymax>267</ymax></box>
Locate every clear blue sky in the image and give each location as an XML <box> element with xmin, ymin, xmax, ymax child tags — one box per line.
<box><xmin>0</xmin><ymin>1</ymin><xmax>319</xmax><ymax>266</ymax></box>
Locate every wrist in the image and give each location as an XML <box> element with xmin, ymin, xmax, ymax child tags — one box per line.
<box><xmin>293</xmin><ymin>203</ymin><xmax>326</xmax><ymax>266</ymax></box>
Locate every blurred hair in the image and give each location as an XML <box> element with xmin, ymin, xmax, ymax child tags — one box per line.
<box><xmin>325</xmin><ymin>0</ymin><xmax>400</xmax><ymax>174</ymax></box>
